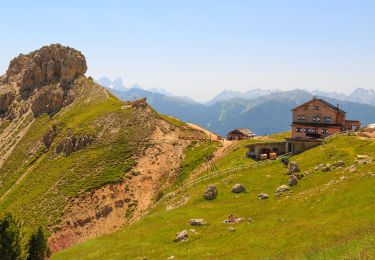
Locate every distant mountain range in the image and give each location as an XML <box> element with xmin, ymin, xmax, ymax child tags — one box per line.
<box><xmin>106</xmin><ymin>86</ymin><xmax>375</xmax><ymax>137</ymax></box>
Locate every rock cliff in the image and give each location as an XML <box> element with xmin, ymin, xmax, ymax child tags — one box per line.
<box><xmin>0</xmin><ymin>44</ymin><xmax>87</xmax><ymax>118</ymax></box>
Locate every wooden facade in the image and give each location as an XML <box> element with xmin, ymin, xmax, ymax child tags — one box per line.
<box><xmin>227</xmin><ymin>128</ymin><xmax>255</xmax><ymax>140</ymax></box>
<box><xmin>290</xmin><ymin>98</ymin><xmax>360</xmax><ymax>139</ymax></box>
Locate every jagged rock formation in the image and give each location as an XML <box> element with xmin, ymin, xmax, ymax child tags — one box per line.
<box><xmin>0</xmin><ymin>44</ymin><xmax>87</xmax><ymax>118</ymax></box>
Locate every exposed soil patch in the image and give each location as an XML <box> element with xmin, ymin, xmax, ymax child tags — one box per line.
<box><xmin>48</xmin><ymin>118</ymin><xmax>207</xmax><ymax>251</ymax></box>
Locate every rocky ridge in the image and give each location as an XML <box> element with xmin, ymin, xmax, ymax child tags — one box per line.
<box><xmin>0</xmin><ymin>44</ymin><xmax>87</xmax><ymax>119</ymax></box>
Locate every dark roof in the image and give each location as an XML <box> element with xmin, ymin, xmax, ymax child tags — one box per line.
<box><xmin>292</xmin><ymin>98</ymin><xmax>346</xmax><ymax>114</ymax></box>
<box><xmin>285</xmin><ymin>137</ymin><xmax>323</xmax><ymax>142</ymax></box>
<box><xmin>228</xmin><ymin>128</ymin><xmax>255</xmax><ymax>136</ymax></box>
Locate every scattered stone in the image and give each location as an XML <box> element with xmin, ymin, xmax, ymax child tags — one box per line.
<box><xmin>346</xmin><ymin>165</ymin><xmax>357</xmax><ymax>173</ymax></box>
<box><xmin>231</xmin><ymin>184</ymin><xmax>246</xmax><ymax>193</ymax></box>
<box><xmin>294</xmin><ymin>172</ymin><xmax>305</xmax><ymax>179</ymax></box>
<box><xmin>204</xmin><ymin>185</ymin><xmax>217</xmax><ymax>200</ymax></box>
<box><xmin>188</xmin><ymin>218</ymin><xmax>206</xmax><ymax>226</ymax></box>
<box><xmin>174</xmin><ymin>230</ymin><xmax>188</xmax><ymax>242</ymax></box>
<box><xmin>287</xmin><ymin>162</ymin><xmax>300</xmax><ymax>173</ymax></box>
<box><xmin>168</xmin><ymin>256</ymin><xmax>175</xmax><ymax>260</ymax></box>
<box><xmin>321</xmin><ymin>164</ymin><xmax>332</xmax><ymax>172</ymax></box>
<box><xmin>333</xmin><ymin>160</ymin><xmax>345</xmax><ymax>167</ymax></box>
<box><xmin>248</xmin><ymin>218</ymin><xmax>254</xmax><ymax>223</ymax></box>
<box><xmin>354</xmin><ymin>155</ymin><xmax>373</xmax><ymax>164</ymax></box>
<box><xmin>258</xmin><ymin>193</ymin><xmax>269</xmax><ymax>200</ymax></box>
<box><xmin>189</xmin><ymin>229</ymin><xmax>199</xmax><ymax>235</ymax></box>
<box><xmin>315</xmin><ymin>164</ymin><xmax>325</xmax><ymax>171</ymax></box>
<box><xmin>288</xmin><ymin>175</ymin><xmax>298</xmax><ymax>186</ymax></box>
<box><xmin>340</xmin><ymin>176</ymin><xmax>347</xmax><ymax>181</ymax></box>
<box><xmin>227</xmin><ymin>227</ymin><xmax>236</xmax><ymax>232</ymax></box>
<box><xmin>276</xmin><ymin>185</ymin><xmax>290</xmax><ymax>194</ymax></box>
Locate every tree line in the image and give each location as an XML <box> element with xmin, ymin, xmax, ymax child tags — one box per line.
<box><xmin>0</xmin><ymin>213</ymin><xmax>50</xmax><ymax>260</ymax></box>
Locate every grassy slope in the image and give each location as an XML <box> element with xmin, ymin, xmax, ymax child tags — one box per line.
<box><xmin>55</xmin><ymin>135</ymin><xmax>375</xmax><ymax>259</ymax></box>
<box><xmin>0</xmin><ymin>78</ymin><xmax>155</xmax><ymax>235</ymax></box>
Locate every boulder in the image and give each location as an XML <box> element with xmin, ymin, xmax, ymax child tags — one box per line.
<box><xmin>174</xmin><ymin>230</ymin><xmax>188</xmax><ymax>242</ymax></box>
<box><xmin>231</xmin><ymin>184</ymin><xmax>246</xmax><ymax>193</ymax></box>
<box><xmin>258</xmin><ymin>193</ymin><xmax>269</xmax><ymax>200</ymax></box>
<box><xmin>227</xmin><ymin>227</ymin><xmax>236</xmax><ymax>232</ymax></box>
<box><xmin>288</xmin><ymin>175</ymin><xmax>298</xmax><ymax>186</ymax></box>
<box><xmin>188</xmin><ymin>219</ymin><xmax>206</xmax><ymax>226</ymax></box>
<box><xmin>287</xmin><ymin>162</ymin><xmax>300</xmax><ymax>173</ymax></box>
<box><xmin>204</xmin><ymin>185</ymin><xmax>217</xmax><ymax>200</ymax></box>
<box><xmin>276</xmin><ymin>184</ymin><xmax>290</xmax><ymax>194</ymax></box>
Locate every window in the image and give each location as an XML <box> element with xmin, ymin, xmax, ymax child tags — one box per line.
<box><xmin>307</xmin><ymin>128</ymin><xmax>316</xmax><ymax>133</ymax></box>
<box><xmin>297</xmin><ymin>115</ymin><xmax>306</xmax><ymax>120</ymax></box>
<box><xmin>296</xmin><ymin>128</ymin><xmax>303</xmax><ymax>132</ymax></box>
<box><xmin>324</xmin><ymin>117</ymin><xmax>331</xmax><ymax>122</ymax></box>
<box><xmin>313</xmin><ymin>106</ymin><xmax>321</xmax><ymax>110</ymax></box>
<box><xmin>313</xmin><ymin>116</ymin><xmax>321</xmax><ymax>122</ymax></box>
<box><xmin>321</xmin><ymin>129</ymin><xmax>328</xmax><ymax>134</ymax></box>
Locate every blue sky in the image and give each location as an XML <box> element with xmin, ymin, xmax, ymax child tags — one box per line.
<box><xmin>1</xmin><ymin>0</ymin><xmax>375</xmax><ymax>101</ymax></box>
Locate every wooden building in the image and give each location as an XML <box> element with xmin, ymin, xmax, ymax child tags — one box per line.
<box><xmin>286</xmin><ymin>97</ymin><xmax>361</xmax><ymax>154</ymax></box>
<box><xmin>227</xmin><ymin>128</ymin><xmax>255</xmax><ymax>140</ymax></box>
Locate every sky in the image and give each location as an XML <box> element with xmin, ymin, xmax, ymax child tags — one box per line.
<box><xmin>1</xmin><ymin>0</ymin><xmax>375</xmax><ymax>101</ymax></box>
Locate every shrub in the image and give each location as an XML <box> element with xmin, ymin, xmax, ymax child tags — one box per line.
<box><xmin>0</xmin><ymin>213</ymin><xmax>22</xmax><ymax>260</ymax></box>
<box><xmin>26</xmin><ymin>226</ymin><xmax>50</xmax><ymax>260</ymax></box>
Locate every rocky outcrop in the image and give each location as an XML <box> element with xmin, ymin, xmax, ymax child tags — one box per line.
<box><xmin>0</xmin><ymin>85</ymin><xmax>16</xmax><ymax>114</ymax></box>
<box><xmin>56</xmin><ymin>135</ymin><xmax>93</xmax><ymax>156</ymax></box>
<box><xmin>5</xmin><ymin>44</ymin><xmax>87</xmax><ymax>97</ymax></box>
<box><xmin>0</xmin><ymin>44</ymin><xmax>87</xmax><ymax>119</ymax></box>
<box><xmin>31</xmin><ymin>86</ymin><xmax>65</xmax><ymax>116</ymax></box>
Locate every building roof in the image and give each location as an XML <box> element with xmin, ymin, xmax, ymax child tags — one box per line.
<box><xmin>292</xmin><ymin>97</ymin><xmax>346</xmax><ymax>114</ymax></box>
<box><xmin>228</xmin><ymin>128</ymin><xmax>255</xmax><ymax>136</ymax></box>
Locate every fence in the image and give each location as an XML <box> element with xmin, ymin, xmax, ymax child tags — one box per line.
<box><xmin>182</xmin><ymin>152</ymin><xmax>292</xmax><ymax>188</ymax></box>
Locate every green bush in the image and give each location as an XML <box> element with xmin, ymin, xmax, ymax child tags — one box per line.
<box><xmin>0</xmin><ymin>213</ymin><xmax>22</xmax><ymax>260</ymax></box>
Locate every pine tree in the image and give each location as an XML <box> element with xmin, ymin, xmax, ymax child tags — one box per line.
<box><xmin>27</xmin><ymin>227</ymin><xmax>49</xmax><ymax>260</ymax></box>
<box><xmin>0</xmin><ymin>213</ymin><xmax>22</xmax><ymax>260</ymax></box>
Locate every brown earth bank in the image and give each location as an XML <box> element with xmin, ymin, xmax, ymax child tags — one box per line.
<box><xmin>48</xmin><ymin>119</ymin><xmax>210</xmax><ymax>251</ymax></box>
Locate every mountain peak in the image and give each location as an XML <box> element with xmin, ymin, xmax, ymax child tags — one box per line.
<box><xmin>6</xmin><ymin>44</ymin><xmax>87</xmax><ymax>95</ymax></box>
<box><xmin>0</xmin><ymin>44</ymin><xmax>88</xmax><ymax>118</ymax></box>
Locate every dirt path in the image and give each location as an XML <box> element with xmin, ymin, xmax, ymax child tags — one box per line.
<box><xmin>186</xmin><ymin>123</ymin><xmax>235</xmax><ymax>180</ymax></box>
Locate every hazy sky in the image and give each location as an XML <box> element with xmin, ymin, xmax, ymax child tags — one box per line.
<box><xmin>1</xmin><ymin>0</ymin><xmax>375</xmax><ymax>101</ymax></box>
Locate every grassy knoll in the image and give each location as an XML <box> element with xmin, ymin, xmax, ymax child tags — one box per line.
<box><xmin>54</xmin><ymin>135</ymin><xmax>375</xmax><ymax>259</ymax></box>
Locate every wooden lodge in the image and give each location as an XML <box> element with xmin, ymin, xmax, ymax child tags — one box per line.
<box><xmin>227</xmin><ymin>128</ymin><xmax>255</xmax><ymax>140</ymax></box>
<box><xmin>286</xmin><ymin>97</ymin><xmax>361</xmax><ymax>154</ymax></box>
<box><xmin>246</xmin><ymin>97</ymin><xmax>361</xmax><ymax>159</ymax></box>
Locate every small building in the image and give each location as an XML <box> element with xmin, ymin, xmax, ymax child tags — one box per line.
<box><xmin>246</xmin><ymin>142</ymin><xmax>286</xmax><ymax>159</ymax></box>
<box><xmin>227</xmin><ymin>128</ymin><xmax>256</xmax><ymax>140</ymax></box>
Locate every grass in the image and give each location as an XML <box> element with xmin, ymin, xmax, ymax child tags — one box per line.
<box><xmin>176</xmin><ymin>140</ymin><xmax>219</xmax><ymax>184</ymax></box>
<box><xmin>159</xmin><ymin>114</ymin><xmax>187</xmax><ymax>127</ymax></box>
<box><xmin>54</xmin><ymin>135</ymin><xmax>375</xmax><ymax>259</ymax></box>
